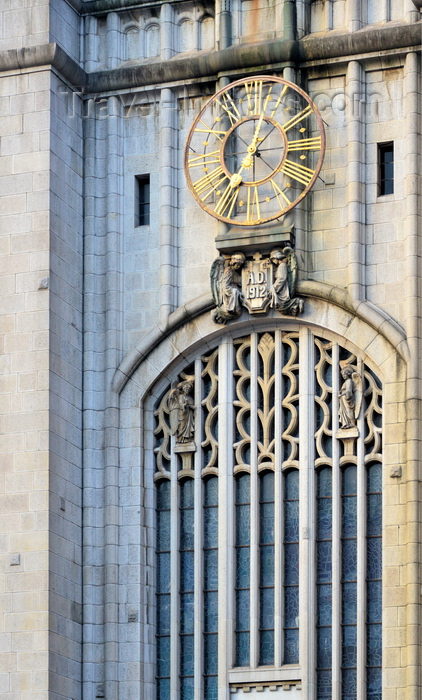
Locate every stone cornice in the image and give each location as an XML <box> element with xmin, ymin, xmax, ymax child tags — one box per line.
<box><xmin>0</xmin><ymin>21</ymin><xmax>421</xmax><ymax>93</ymax></box>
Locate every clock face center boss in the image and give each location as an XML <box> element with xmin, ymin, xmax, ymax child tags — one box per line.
<box><xmin>185</xmin><ymin>76</ymin><xmax>325</xmax><ymax>226</ymax></box>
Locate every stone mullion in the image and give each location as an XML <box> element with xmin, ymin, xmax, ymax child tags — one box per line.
<box><xmin>159</xmin><ymin>87</ymin><xmax>177</xmax><ymax>325</ymax></box>
<box><xmin>194</xmin><ymin>357</ymin><xmax>204</xmax><ymax>700</ymax></box>
<box><xmin>218</xmin><ymin>337</ymin><xmax>234</xmax><ymax>696</ymax></box>
<box><xmin>331</xmin><ymin>344</ymin><xmax>341</xmax><ymax>700</ymax></box>
<box><xmin>249</xmin><ymin>333</ymin><xmax>259</xmax><ymax>669</ymax></box>
<box><xmin>274</xmin><ymin>330</ymin><xmax>283</xmax><ymax>668</ymax></box>
<box><xmin>356</xmin><ymin>358</ymin><xmax>366</xmax><ymax>700</ymax></box>
<box><xmin>299</xmin><ymin>328</ymin><xmax>316</xmax><ymax>698</ymax></box>
<box><xmin>170</xmin><ymin>433</ymin><xmax>180</xmax><ymax>698</ymax></box>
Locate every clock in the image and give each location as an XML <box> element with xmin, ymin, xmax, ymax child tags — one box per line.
<box><xmin>184</xmin><ymin>75</ymin><xmax>325</xmax><ymax>226</ymax></box>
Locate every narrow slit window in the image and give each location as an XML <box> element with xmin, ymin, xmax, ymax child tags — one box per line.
<box><xmin>135</xmin><ymin>174</ymin><xmax>150</xmax><ymax>226</ymax></box>
<box><xmin>378</xmin><ymin>142</ymin><xmax>394</xmax><ymax>196</ymax></box>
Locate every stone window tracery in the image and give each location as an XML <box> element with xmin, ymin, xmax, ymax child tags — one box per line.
<box><xmin>153</xmin><ymin>328</ymin><xmax>383</xmax><ymax>700</ymax></box>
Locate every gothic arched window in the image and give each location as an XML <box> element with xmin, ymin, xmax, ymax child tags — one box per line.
<box><xmin>153</xmin><ymin>329</ymin><xmax>382</xmax><ymax>699</ymax></box>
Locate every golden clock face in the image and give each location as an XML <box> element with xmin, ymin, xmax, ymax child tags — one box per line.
<box><xmin>185</xmin><ymin>75</ymin><xmax>325</xmax><ymax>226</ymax></box>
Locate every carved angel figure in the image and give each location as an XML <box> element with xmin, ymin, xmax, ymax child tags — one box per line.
<box><xmin>267</xmin><ymin>247</ymin><xmax>303</xmax><ymax>316</ymax></box>
<box><xmin>210</xmin><ymin>252</ymin><xmax>246</xmax><ymax>324</ymax></box>
<box><xmin>338</xmin><ymin>365</ymin><xmax>363</xmax><ymax>429</ymax></box>
<box><xmin>168</xmin><ymin>380</ymin><xmax>195</xmax><ymax>444</ymax></box>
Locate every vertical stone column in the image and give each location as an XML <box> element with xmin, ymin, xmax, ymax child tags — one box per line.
<box><xmin>106</xmin><ymin>12</ymin><xmax>120</xmax><ymax>70</ymax></box>
<box><xmin>347</xmin><ymin>0</ymin><xmax>363</xmax><ymax>31</ymax></box>
<box><xmin>84</xmin><ymin>14</ymin><xmax>98</xmax><ymax>73</ymax></box>
<box><xmin>159</xmin><ymin>88</ymin><xmax>177</xmax><ymax>325</ymax></box>
<box><xmin>346</xmin><ymin>60</ymin><xmax>365</xmax><ymax>302</ymax></box>
<box><xmin>219</xmin><ymin>0</ymin><xmax>232</xmax><ymax>50</ymax></box>
<box><xmin>161</xmin><ymin>3</ymin><xmax>174</xmax><ymax>61</ymax></box>
<box><xmin>404</xmin><ymin>50</ymin><xmax>422</xmax><ymax>699</ymax></box>
<box><xmin>405</xmin><ymin>0</ymin><xmax>421</xmax><ymax>22</ymax></box>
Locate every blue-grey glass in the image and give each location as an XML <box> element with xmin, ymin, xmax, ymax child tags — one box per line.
<box><xmin>284</xmin><ymin>586</ymin><xmax>299</xmax><ymax>627</ymax></box>
<box><xmin>284</xmin><ymin>543</ymin><xmax>299</xmax><ymax>584</ymax></box>
<box><xmin>342</xmin><ymin>496</ymin><xmax>357</xmax><ymax>537</ymax></box>
<box><xmin>260</xmin><ymin>503</ymin><xmax>274</xmax><ymax>544</ymax></box>
<box><xmin>367</xmin><ymin>666</ymin><xmax>382</xmax><ymax>696</ymax></box>
<box><xmin>261</xmin><ymin>471</ymin><xmax>274</xmax><ymax>502</ymax></box>
<box><xmin>157</xmin><ymin>594</ymin><xmax>170</xmax><ymax>634</ymax></box>
<box><xmin>367</xmin><ymin>623</ymin><xmax>382</xmax><ymax>666</ymax></box>
<box><xmin>181</xmin><ymin>593</ymin><xmax>194</xmax><ymax>633</ymax></box>
<box><xmin>342</xmin><ymin>539</ymin><xmax>357</xmax><ymax>581</ymax></box>
<box><xmin>341</xmin><ymin>668</ymin><xmax>357</xmax><ymax>699</ymax></box>
<box><xmin>317</xmin><ymin>626</ymin><xmax>332</xmax><ymax>669</ymax></box>
<box><xmin>158</xmin><ymin>553</ymin><xmax>170</xmax><ymax>593</ymax></box>
<box><xmin>180</xmin><ymin>675</ymin><xmax>194</xmax><ymax>700</ymax></box>
<box><xmin>260</xmin><ymin>545</ymin><xmax>274</xmax><ymax>586</ymax></box>
<box><xmin>204</xmin><ymin>592</ymin><xmax>218</xmax><ymax>633</ymax></box>
<box><xmin>260</xmin><ymin>587</ymin><xmax>274</xmax><ymax>628</ymax></box>
<box><xmin>317</xmin><ymin>669</ymin><xmax>332</xmax><ymax>698</ymax></box>
<box><xmin>157</xmin><ymin>480</ymin><xmax>171</xmax><ymax>510</ymax></box>
<box><xmin>181</xmin><ymin>508</ymin><xmax>194</xmax><ymax>549</ymax></box>
<box><xmin>285</xmin><ymin>470</ymin><xmax>299</xmax><ymax>499</ymax></box>
<box><xmin>367</xmin><ymin>581</ymin><xmax>382</xmax><ymax>623</ymax></box>
<box><xmin>236</xmin><ymin>547</ymin><xmax>250</xmax><ymax>588</ymax></box>
<box><xmin>342</xmin><ymin>466</ymin><xmax>357</xmax><ymax>496</ymax></box>
<box><xmin>259</xmin><ymin>629</ymin><xmax>274</xmax><ymax>665</ymax></box>
<box><xmin>204</xmin><ymin>507</ymin><xmax>218</xmax><ymax>548</ymax></box>
<box><xmin>284</xmin><ymin>501</ymin><xmax>299</xmax><ymax>542</ymax></box>
<box><xmin>367</xmin><ymin>538</ymin><xmax>382</xmax><ymax>579</ymax></box>
<box><xmin>317</xmin><ymin>499</ymin><xmax>332</xmax><ymax>540</ymax></box>
<box><xmin>317</xmin><ymin>541</ymin><xmax>332</xmax><ymax>582</ymax></box>
<box><xmin>342</xmin><ymin>625</ymin><xmax>357</xmax><ymax>667</ymax></box>
<box><xmin>204</xmin><ymin>632</ymin><xmax>218</xmax><ymax>674</ymax></box>
<box><xmin>205</xmin><ymin>477</ymin><xmax>218</xmax><ymax>506</ymax></box>
<box><xmin>367</xmin><ymin>494</ymin><xmax>382</xmax><ymax>536</ymax></box>
<box><xmin>236</xmin><ymin>589</ymin><xmax>250</xmax><ymax>630</ymax></box>
<box><xmin>317</xmin><ymin>584</ymin><xmax>332</xmax><ymax>626</ymax></box>
<box><xmin>236</xmin><ymin>631</ymin><xmax>250</xmax><ymax>666</ymax></box>
<box><xmin>367</xmin><ymin>463</ymin><xmax>382</xmax><ymax>493</ymax></box>
<box><xmin>342</xmin><ymin>582</ymin><xmax>357</xmax><ymax>624</ymax></box>
<box><xmin>157</xmin><ymin>510</ymin><xmax>171</xmax><ymax>551</ymax></box>
<box><xmin>181</xmin><ymin>635</ymin><xmax>194</xmax><ymax>675</ymax></box>
<box><xmin>157</xmin><ymin>636</ymin><xmax>171</xmax><ymax>676</ymax></box>
<box><xmin>204</xmin><ymin>549</ymin><xmax>218</xmax><ymax>589</ymax></box>
<box><xmin>204</xmin><ymin>676</ymin><xmax>218</xmax><ymax>700</ymax></box>
<box><xmin>157</xmin><ymin>677</ymin><xmax>170</xmax><ymax>700</ymax></box>
<box><xmin>236</xmin><ymin>504</ymin><xmax>251</xmax><ymax>545</ymax></box>
<box><xmin>283</xmin><ymin>628</ymin><xmax>299</xmax><ymax>664</ymax></box>
<box><xmin>180</xmin><ymin>551</ymin><xmax>194</xmax><ymax>591</ymax></box>
<box><xmin>180</xmin><ymin>478</ymin><xmax>194</xmax><ymax>508</ymax></box>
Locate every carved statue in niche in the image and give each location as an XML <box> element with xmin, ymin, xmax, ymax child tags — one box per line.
<box><xmin>168</xmin><ymin>379</ymin><xmax>195</xmax><ymax>444</ymax></box>
<box><xmin>210</xmin><ymin>252</ymin><xmax>246</xmax><ymax>324</ymax></box>
<box><xmin>267</xmin><ymin>247</ymin><xmax>303</xmax><ymax>316</ymax></box>
<box><xmin>338</xmin><ymin>365</ymin><xmax>363</xmax><ymax>429</ymax></box>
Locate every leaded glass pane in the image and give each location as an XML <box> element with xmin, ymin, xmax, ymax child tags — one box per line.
<box><xmin>180</xmin><ymin>478</ymin><xmax>194</xmax><ymax>508</ymax></box>
<box><xmin>181</xmin><ymin>593</ymin><xmax>194</xmax><ymax>633</ymax></box>
<box><xmin>204</xmin><ymin>676</ymin><xmax>218</xmax><ymax>700</ymax></box>
<box><xmin>317</xmin><ymin>540</ymin><xmax>332</xmax><ymax>581</ymax></box>
<box><xmin>157</xmin><ymin>552</ymin><xmax>171</xmax><ymax>593</ymax></box>
<box><xmin>157</xmin><ymin>678</ymin><xmax>170</xmax><ymax>700</ymax></box>
<box><xmin>204</xmin><ymin>591</ymin><xmax>218</xmax><ymax>633</ymax></box>
<box><xmin>236</xmin><ymin>547</ymin><xmax>250</xmax><ymax>588</ymax></box>
<box><xmin>284</xmin><ymin>586</ymin><xmax>299</xmax><ymax>627</ymax></box>
<box><xmin>342</xmin><ymin>495</ymin><xmax>357</xmax><ymax>538</ymax></box>
<box><xmin>285</xmin><ymin>469</ymin><xmax>299</xmax><ymax>499</ymax></box>
<box><xmin>259</xmin><ymin>629</ymin><xmax>274</xmax><ymax>665</ymax></box>
<box><xmin>180</xmin><ymin>551</ymin><xmax>194</xmax><ymax>591</ymax></box>
<box><xmin>367</xmin><ymin>493</ymin><xmax>382</xmax><ymax>536</ymax></box>
<box><xmin>157</xmin><ymin>510</ymin><xmax>171</xmax><ymax>550</ymax></box>
<box><xmin>181</xmin><ymin>635</ymin><xmax>194</xmax><ymax>675</ymax></box>
<box><xmin>342</xmin><ymin>582</ymin><xmax>357</xmax><ymax>625</ymax></box>
<box><xmin>367</xmin><ymin>623</ymin><xmax>382</xmax><ymax>666</ymax></box>
<box><xmin>205</xmin><ymin>633</ymin><xmax>218</xmax><ymax>674</ymax></box>
<box><xmin>157</xmin><ymin>594</ymin><xmax>170</xmax><ymax>634</ymax></box>
<box><xmin>367</xmin><ymin>538</ymin><xmax>382</xmax><ymax>579</ymax></box>
<box><xmin>341</xmin><ymin>539</ymin><xmax>357</xmax><ymax>581</ymax></box>
<box><xmin>205</xmin><ymin>476</ymin><xmax>218</xmax><ymax>506</ymax></box>
<box><xmin>284</xmin><ymin>543</ymin><xmax>299</xmax><ymax>584</ymax></box>
<box><xmin>342</xmin><ymin>668</ymin><xmax>357</xmax><ymax>700</ymax></box>
<box><xmin>261</xmin><ymin>471</ymin><xmax>274</xmax><ymax>501</ymax></box>
<box><xmin>260</xmin><ymin>545</ymin><xmax>274</xmax><ymax>586</ymax></box>
<box><xmin>367</xmin><ymin>581</ymin><xmax>382</xmax><ymax>623</ymax></box>
<box><xmin>343</xmin><ymin>466</ymin><xmax>357</xmax><ymax>495</ymax></box>
<box><xmin>342</xmin><ymin>625</ymin><xmax>357</xmax><ymax>668</ymax></box>
<box><xmin>317</xmin><ymin>584</ymin><xmax>332</xmax><ymax>626</ymax></box>
<box><xmin>204</xmin><ymin>507</ymin><xmax>218</xmax><ymax>548</ymax></box>
<box><xmin>157</xmin><ymin>636</ymin><xmax>171</xmax><ymax>676</ymax></box>
<box><xmin>317</xmin><ymin>626</ymin><xmax>332</xmax><ymax>669</ymax></box>
<box><xmin>157</xmin><ymin>480</ymin><xmax>171</xmax><ymax>509</ymax></box>
<box><xmin>236</xmin><ymin>589</ymin><xmax>250</xmax><ymax>630</ymax></box>
<box><xmin>181</xmin><ymin>508</ymin><xmax>194</xmax><ymax>549</ymax></box>
<box><xmin>318</xmin><ymin>468</ymin><xmax>332</xmax><ymax>499</ymax></box>
<box><xmin>260</xmin><ymin>587</ymin><xmax>274</xmax><ymax>628</ymax></box>
<box><xmin>317</xmin><ymin>669</ymin><xmax>332</xmax><ymax>698</ymax></box>
<box><xmin>236</xmin><ymin>631</ymin><xmax>250</xmax><ymax>666</ymax></box>
<box><xmin>284</xmin><ymin>628</ymin><xmax>299</xmax><ymax>664</ymax></box>
<box><xmin>236</xmin><ymin>503</ymin><xmax>251</xmax><ymax>545</ymax></box>
<box><xmin>367</xmin><ymin>666</ymin><xmax>382</xmax><ymax>698</ymax></box>
<box><xmin>317</xmin><ymin>500</ymin><xmax>332</xmax><ymax>540</ymax></box>
<box><xmin>260</xmin><ymin>502</ymin><xmax>274</xmax><ymax>543</ymax></box>
<box><xmin>204</xmin><ymin>549</ymin><xmax>218</xmax><ymax>589</ymax></box>
<box><xmin>180</xmin><ymin>675</ymin><xmax>194</xmax><ymax>700</ymax></box>
<box><xmin>284</xmin><ymin>501</ymin><xmax>299</xmax><ymax>541</ymax></box>
<box><xmin>236</xmin><ymin>473</ymin><xmax>250</xmax><ymax>503</ymax></box>
<box><xmin>367</xmin><ymin>463</ymin><xmax>382</xmax><ymax>493</ymax></box>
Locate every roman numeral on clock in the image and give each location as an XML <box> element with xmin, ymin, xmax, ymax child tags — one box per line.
<box><xmin>280</xmin><ymin>159</ymin><xmax>315</xmax><ymax>186</ymax></box>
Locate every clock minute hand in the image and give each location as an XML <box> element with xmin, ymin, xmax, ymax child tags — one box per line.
<box><xmin>247</xmin><ymin>111</ymin><xmax>266</xmax><ymax>155</ymax></box>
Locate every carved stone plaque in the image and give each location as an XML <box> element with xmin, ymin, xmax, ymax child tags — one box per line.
<box><xmin>242</xmin><ymin>254</ymin><xmax>273</xmax><ymax>314</ymax></box>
